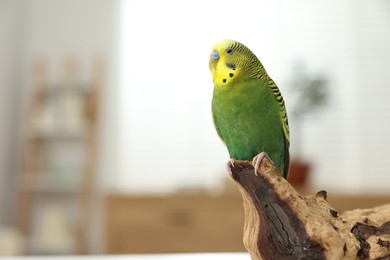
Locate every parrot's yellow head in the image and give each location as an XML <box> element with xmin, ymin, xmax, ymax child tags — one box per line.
<box><xmin>209</xmin><ymin>39</ymin><xmax>265</xmax><ymax>87</ymax></box>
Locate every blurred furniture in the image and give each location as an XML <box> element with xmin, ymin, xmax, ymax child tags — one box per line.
<box><xmin>105</xmin><ymin>193</ymin><xmax>246</xmax><ymax>254</ymax></box>
<box><xmin>15</xmin><ymin>56</ymin><xmax>102</xmax><ymax>254</ymax></box>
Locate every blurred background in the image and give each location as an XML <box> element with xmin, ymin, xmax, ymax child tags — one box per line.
<box><xmin>0</xmin><ymin>0</ymin><xmax>389</xmax><ymax>256</ymax></box>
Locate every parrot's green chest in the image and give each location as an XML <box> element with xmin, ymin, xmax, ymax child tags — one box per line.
<box><xmin>212</xmin><ymin>80</ymin><xmax>285</xmax><ymax>171</ymax></box>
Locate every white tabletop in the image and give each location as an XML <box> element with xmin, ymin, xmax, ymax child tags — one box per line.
<box><xmin>1</xmin><ymin>253</ymin><xmax>251</xmax><ymax>260</ymax></box>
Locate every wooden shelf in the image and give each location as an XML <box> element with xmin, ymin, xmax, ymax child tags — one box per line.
<box><xmin>15</xmin><ymin>56</ymin><xmax>102</xmax><ymax>254</ymax></box>
<box><xmin>26</xmin><ymin>131</ymin><xmax>88</xmax><ymax>141</ymax></box>
<box><xmin>19</xmin><ymin>177</ymin><xmax>82</xmax><ymax>195</ymax></box>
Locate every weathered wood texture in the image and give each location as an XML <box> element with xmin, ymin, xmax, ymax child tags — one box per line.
<box><xmin>228</xmin><ymin>158</ymin><xmax>390</xmax><ymax>260</ymax></box>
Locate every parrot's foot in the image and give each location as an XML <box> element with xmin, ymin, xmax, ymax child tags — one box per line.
<box><xmin>252</xmin><ymin>152</ymin><xmax>273</xmax><ymax>176</ymax></box>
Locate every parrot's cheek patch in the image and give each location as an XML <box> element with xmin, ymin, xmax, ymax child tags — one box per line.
<box><xmin>226</xmin><ymin>62</ymin><xmax>237</xmax><ymax>70</ymax></box>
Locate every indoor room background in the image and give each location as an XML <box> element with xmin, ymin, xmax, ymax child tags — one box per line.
<box><xmin>0</xmin><ymin>0</ymin><xmax>389</xmax><ymax>255</ymax></box>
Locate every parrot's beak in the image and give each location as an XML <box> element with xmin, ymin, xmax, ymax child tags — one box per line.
<box><xmin>209</xmin><ymin>50</ymin><xmax>219</xmax><ymax>71</ymax></box>
<box><xmin>210</xmin><ymin>51</ymin><xmax>220</xmax><ymax>61</ymax></box>
<box><xmin>209</xmin><ymin>50</ymin><xmax>220</xmax><ymax>76</ymax></box>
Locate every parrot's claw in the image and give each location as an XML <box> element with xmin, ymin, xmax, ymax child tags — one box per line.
<box><xmin>252</xmin><ymin>152</ymin><xmax>273</xmax><ymax>176</ymax></box>
<box><xmin>229</xmin><ymin>158</ymin><xmax>236</xmax><ymax>168</ymax></box>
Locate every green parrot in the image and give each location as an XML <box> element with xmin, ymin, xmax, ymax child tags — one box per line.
<box><xmin>209</xmin><ymin>39</ymin><xmax>290</xmax><ymax>178</ymax></box>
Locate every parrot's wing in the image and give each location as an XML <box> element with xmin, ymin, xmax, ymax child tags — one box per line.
<box><xmin>268</xmin><ymin>78</ymin><xmax>290</xmax><ymax>178</ymax></box>
<box><xmin>268</xmin><ymin>78</ymin><xmax>290</xmax><ymax>143</ymax></box>
<box><xmin>278</xmin><ymin>92</ymin><xmax>290</xmax><ymax>179</ymax></box>
<box><xmin>280</xmin><ymin>100</ymin><xmax>290</xmax><ymax>179</ymax></box>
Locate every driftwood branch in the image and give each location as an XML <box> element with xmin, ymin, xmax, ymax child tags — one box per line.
<box><xmin>227</xmin><ymin>158</ymin><xmax>390</xmax><ymax>260</ymax></box>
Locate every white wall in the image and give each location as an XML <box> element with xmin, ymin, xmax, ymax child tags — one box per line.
<box><xmin>118</xmin><ymin>0</ymin><xmax>390</xmax><ymax>194</ymax></box>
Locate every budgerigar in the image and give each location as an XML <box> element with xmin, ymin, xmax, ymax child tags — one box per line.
<box><xmin>209</xmin><ymin>39</ymin><xmax>290</xmax><ymax>178</ymax></box>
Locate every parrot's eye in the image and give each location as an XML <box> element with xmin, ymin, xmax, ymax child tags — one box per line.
<box><xmin>226</xmin><ymin>48</ymin><xmax>234</xmax><ymax>55</ymax></box>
